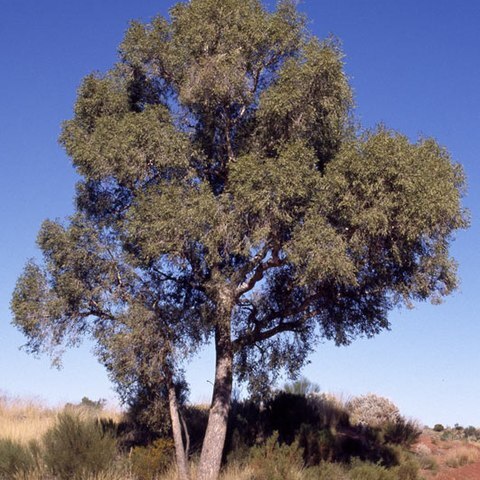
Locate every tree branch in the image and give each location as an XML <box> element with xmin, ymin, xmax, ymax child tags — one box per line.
<box><xmin>233</xmin><ymin>317</ymin><xmax>307</xmax><ymax>352</ymax></box>
<box><xmin>235</xmin><ymin>245</ymin><xmax>283</xmax><ymax>299</ymax></box>
<box><xmin>233</xmin><ymin>291</ymin><xmax>324</xmax><ymax>351</ymax></box>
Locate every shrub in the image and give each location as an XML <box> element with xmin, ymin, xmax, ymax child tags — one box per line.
<box><xmin>348</xmin><ymin>461</ymin><xmax>396</xmax><ymax>480</ymax></box>
<box><xmin>416</xmin><ymin>454</ymin><xmax>438</xmax><ymax>472</ymax></box>
<box><xmin>80</xmin><ymin>396</ymin><xmax>106</xmax><ymax>411</ymax></box>
<box><xmin>130</xmin><ymin>438</ymin><xmax>175</xmax><ymax>480</ymax></box>
<box><xmin>413</xmin><ymin>444</ymin><xmax>437</xmax><ymax>473</ymax></box>
<box><xmin>347</xmin><ymin>395</ymin><xmax>400</xmax><ymax>429</ymax></box>
<box><xmin>382</xmin><ymin>418</ymin><xmax>421</xmax><ymax>447</ymax></box>
<box><xmin>440</xmin><ymin>430</ymin><xmax>452</xmax><ymax>441</ymax></box>
<box><xmin>0</xmin><ymin>438</ymin><xmax>37</xmax><ymax>478</ymax></box>
<box><xmin>283</xmin><ymin>377</ymin><xmax>320</xmax><ymax>396</ymax></box>
<box><xmin>309</xmin><ymin>393</ymin><xmax>350</xmax><ymax>431</ymax></box>
<box><xmin>298</xmin><ymin>425</ymin><xmax>335</xmax><ymax>466</ymax></box>
<box><xmin>43</xmin><ymin>411</ymin><xmax>117</xmax><ymax>479</ymax></box>
<box><xmin>226</xmin><ymin>428</ymin><xmax>251</xmax><ymax>465</ymax></box>
<box><xmin>445</xmin><ymin>446</ymin><xmax>480</xmax><ymax>468</ymax></box>
<box><xmin>394</xmin><ymin>459</ymin><xmax>420</xmax><ymax>480</ymax></box>
<box><xmin>266</xmin><ymin>393</ymin><xmax>315</xmax><ymax>444</ymax></box>
<box><xmin>303</xmin><ymin>462</ymin><xmax>349</xmax><ymax>480</ymax></box>
<box><xmin>433</xmin><ymin>424</ymin><xmax>444</xmax><ymax>432</ymax></box>
<box><xmin>414</xmin><ymin>444</ymin><xmax>430</xmax><ymax>456</ymax></box>
<box><xmin>249</xmin><ymin>432</ymin><xmax>304</xmax><ymax>480</ymax></box>
<box><xmin>224</xmin><ymin>391</ymin><xmax>350</xmax><ymax>464</ymax></box>
<box><xmin>464</xmin><ymin>426</ymin><xmax>479</xmax><ymax>439</ymax></box>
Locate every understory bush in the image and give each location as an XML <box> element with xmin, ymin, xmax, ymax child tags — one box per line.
<box><xmin>394</xmin><ymin>459</ymin><xmax>420</xmax><ymax>480</ymax></box>
<box><xmin>382</xmin><ymin>418</ymin><xmax>421</xmax><ymax>447</ymax></box>
<box><xmin>130</xmin><ymin>438</ymin><xmax>175</xmax><ymax>480</ymax></box>
<box><xmin>43</xmin><ymin>411</ymin><xmax>117</xmax><ymax>479</ymax></box>
<box><xmin>348</xmin><ymin>462</ymin><xmax>397</xmax><ymax>480</ymax></box>
<box><xmin>0</xmin><ymin>438</ymin><xmax>37</xmax><ymax>478</ymax></box>
<box><xmin>303</xmin><ymin>462</ymin><xmax>349</xmax><ymax>480</ymax></box>
<box><xmin>0</xmin><ymin>387</ymin><xmax>427</xmax><ymax>480</ymax></box>
<box><xmin>249</xmin><ymin>432</ymin><xmax>304</xmax><ymax>480</ymax></box>
<box><xmin>298</xmin><ymin>424</ymin><xmax>336</xmax><ymax>466</ymax></box>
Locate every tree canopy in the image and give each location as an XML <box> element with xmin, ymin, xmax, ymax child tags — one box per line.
<box><xmin>11</xmin><ymin>1</ymin><xmax>467</xmax><ymax>479</ymax></box>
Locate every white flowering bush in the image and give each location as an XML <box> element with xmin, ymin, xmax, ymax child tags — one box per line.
<box><xmin>347</xmin><ymin>394</ymin><xmax>401</xmax><ymax>428</ymax></box>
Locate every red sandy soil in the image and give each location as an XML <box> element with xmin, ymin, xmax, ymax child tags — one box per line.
<box><xmin>435</xmin><ymin>464</ymin><xmax>480</xmax><ymax>480</ymax></box>
<box><xmin>415</xmin><ymin>432</ymin><xmax>480</xmax><ymax>480</ymax></box>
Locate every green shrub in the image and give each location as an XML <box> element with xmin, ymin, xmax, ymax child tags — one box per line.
<box><xmin>303</xmin><ymin>462</ymin><xmax>349</xmax><ymax>480</ymax></box>
<box><xmin>382</xmin><ymin>418</ymin><xmax>421</xmax><ymax>447</ymax></box>
<box><xmin>0</xmin><ymin>438</ymin><xmax>37</xmax><ymax>478</ymax></box>
<box><xmin>440</xmin><ymin>430</ymin><xmax>452</xmax><ymax>441</ymax></box>
<box><xmin>43</xmin><ymin>411</ymin><xmax>117</xmax><ymax>479</ymax></box>
<box><xmin>130</xmin><ymin>438</ymin><xmax>175</xmax><ymax>480</ymax></box>
<box><xmin>298</xmin><ymin>425</ymin><xmax>335</xmax><ymax>466</ymax></box>
<box><xmin>348</xmin><ymin>461</ymin><xmax>396</xmax><ymax>480</ymax></box>
<box><xmin>464</xmin><ymin>426</ymin><xmax>479</xmax><ymax>439</ymax></box>
<box><xmin>80</xmin><ymin>396</ymin><xmax>106</xmax><ymax>410</ymax></box>
<box><xmin>283</xmin><ymin>377</ymin><xmax>320</xmax><ymax>396</ymax></box>
<box><xmin>249</xmin><ymin>432</ymin><xmax>304</xmax><ymax>480</ymax></box>
<box><xmin>394</xmin><ymin>459</ymin><xmax>420</xmax><ymax>480</ymax></box>
<box><xmin>226</xmin><ymin>428</ymin><xmax>251</xmax><ymax>465</ymax></box>
<box><xmin>433</xmin><ymin>424</ymin><xmax>444</xmax><ymax>432</ymax></box>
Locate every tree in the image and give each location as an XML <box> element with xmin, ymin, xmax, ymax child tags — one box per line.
<box><xmin>283</xmin><ymin>377</ymin><xmax>320</xmax><ymax>397</ymax></box>
<box><xmin>11</xmin><ymin>1</ymin><xmax>467</xmax><ymax>479</ymax></box>
<box><xmin>12</xmin><ymin>224</ymin><xmax>195</xmax><ymax>480</ymax></box>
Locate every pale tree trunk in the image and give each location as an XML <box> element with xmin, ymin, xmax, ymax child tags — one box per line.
<box><xmin>168</xmin><ymin>384</ymin><xmax>190</xmax><ymax>480</ymax></box>
<box><xmin>197</xmin><ymin>320</ymin><xmax>233</xmax><ymax>480</ymax></box>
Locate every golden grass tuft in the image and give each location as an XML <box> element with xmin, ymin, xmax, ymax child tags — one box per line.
<box><xmin>445</xmin><ymin>445</ymin><xmax>480</xmax><ymax>468</ymax></box>
<box><xmin>218</xmin><ymin>463</ymin><xmax>254</xmax><ymax>480</ymax></box>
<box><xmin>0</xmin><ymin>395</ymin><xmax>57</xmax><ymax>444</ymax></box>
<box><xmin>0</xmin><ymin>395</ymin><xmax>122</xmax><ymax>445</ymax></box>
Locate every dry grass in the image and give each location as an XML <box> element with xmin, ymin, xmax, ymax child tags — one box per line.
<box><xmin>11</xmin><ymin>468</ymin><xmax>138</xmax><ymax>480</ymax></box>
<box><xmin>218</xmin><ymin>463</ymin><xmax>254</xmax><ymax>480</ymax></box>
<box><xmin>0</xmin><ymin>396</ymin><xmax>57</xmax><ymax>444</ymax></box>
<box><xmin>445</xmin><ymin>445</ymin><xmax>480</xmax><ymax>468</ymax></box>
<box><xmin>0</xmin><ymin>395</ymin><xmax>122</xmax><ymax>445</ymax></box>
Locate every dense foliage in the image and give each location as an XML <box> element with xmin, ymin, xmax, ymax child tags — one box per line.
<box><xmin>11</xmin><ymin>0</ymin><xmax>467</xmax><ymax>478</ymax></box>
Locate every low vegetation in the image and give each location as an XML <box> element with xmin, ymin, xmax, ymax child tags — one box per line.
<box><xmin>0</xmin><ymin>388</ymin><xmax>431</xmax><ymax>480</ymax></box>
<box><xmin>3</xmin><ymin>387</ymin><xmax>480</xmax><ymax>480</ymax></box>
<box><xmin>444</xmin><ymin>446</ymin><xmax>480</xmax><ymax>468</ymax></box>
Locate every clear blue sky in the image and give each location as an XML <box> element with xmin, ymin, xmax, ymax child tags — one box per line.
<box><xmin>1</xmin><ymin>0</ymin><xmax>479</xmax><ymax>427</ymax></box>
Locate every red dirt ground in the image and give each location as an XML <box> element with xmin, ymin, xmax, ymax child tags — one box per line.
<box><xmin>415</xmin><ymin>432</ymin><xmax>480</xmax><ymax>480</ymax></box>
<box><xmin>435</xmin><ymin>464</ymin><xmax>480</xmax><ymax>480</ymax></box>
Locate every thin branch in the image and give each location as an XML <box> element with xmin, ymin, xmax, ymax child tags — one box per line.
<box><xmin>224</xmin><ymin>114</ymin><xmax>235</xmax><ymax>162</ymax></box>
<box><xmin>87</xmin><ymin>301</ymin><xmax>117</xmax><ymax>322</ymax></box>
<box><xmin>152</xmin><ymin>266</ymin><xmax>182</xmax><ymax>283</ymax></box>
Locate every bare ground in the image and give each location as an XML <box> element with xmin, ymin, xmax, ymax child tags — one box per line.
<box><xmin>416</xmin><ymin>432</ymin><xmax>480</xmax><ymax>480</ymax></box>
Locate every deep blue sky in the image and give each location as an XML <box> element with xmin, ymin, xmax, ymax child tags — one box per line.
<box><xmin>1</xmin><ymin>0</ymin><xmax>479</xmax><ymax>427</ymax></box>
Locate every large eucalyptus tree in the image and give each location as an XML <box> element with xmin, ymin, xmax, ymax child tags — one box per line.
<box><xmin>12</xmin><ymin>1</ymin><xmax>467</xmax><ymax>479</ymax></box>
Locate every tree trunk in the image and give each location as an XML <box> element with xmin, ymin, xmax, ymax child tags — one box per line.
<box><xmin>197</xmin><ymin>321</ymin><xmax>233</xmax><ymax>480</ymax></box>
<box><xmin>168</xmin><ymin>384</ymin><xmax>190</xmax><ymax>480</ymax></box>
